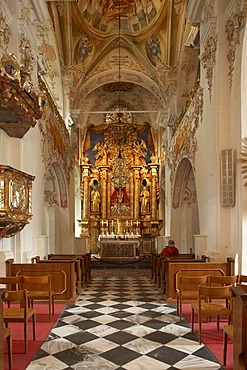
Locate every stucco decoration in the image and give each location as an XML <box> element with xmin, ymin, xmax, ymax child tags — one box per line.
<box><xmin>203</xmin><ymin>2</ymin><xmax>214</xmax><ymax>21</ymax></box>
<box><xmin>226</xmin><ymin>1</ymin><xmax>247</xmax><ymax>87</ymax></box>
<box><xmin>167</xmin><ymin>84</ymin><xmax>203</xmax><ymax>185</ymax></box>
<box><xmin>36</xmin><ymin>20</ymin><xmax>63</xmax><ymax>105</ymax></box>
<box><xmin>62</xmin><ymin>65</ymin><xmax>86</xmax><ymax>104</ymax></box>
<box><xmin>156</xmin><ymin>64</ymin><xmax>178</xmax><ymax>103</ymax></box>
<box><xmin>201</xmin><ymin>35</ymin><xmax>217</xmax><ymax>100</ymax></box>
<box><xmin>20</xmin><ymin>3</ymin><xmax>32</xmax><ymax>24</ymax></box>
<box><xmin>0</xmin><ymin>11</ymin><xmax>10</xmax><ymax>51</ymax></box>
<box><xmin>38</xmin><ymin>79</ymin><xmax>73</xmax><ymax>184</ymax></box>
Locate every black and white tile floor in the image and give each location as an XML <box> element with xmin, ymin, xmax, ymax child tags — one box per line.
<box><xmin>27</xmin><ymin>277</ymin><xmax>223</xmax><ymax>369</ymax></box>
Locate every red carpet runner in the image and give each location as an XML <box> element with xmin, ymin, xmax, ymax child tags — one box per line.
<box><xmin>3</xmin><ymin>303</ymin><xmax>65</xmax><ymax>370</ymax></box>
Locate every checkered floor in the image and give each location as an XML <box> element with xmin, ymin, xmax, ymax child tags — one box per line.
<box><xmin>27</xmin><ymin>277</ymin><xmax>223</xmax><ymax>369</ymax></box>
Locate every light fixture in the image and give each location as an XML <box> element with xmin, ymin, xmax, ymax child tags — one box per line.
<box><xmin>108</xmin><ymin>0</ymin><xmax>130</xmax><ymax>207</ymax></box>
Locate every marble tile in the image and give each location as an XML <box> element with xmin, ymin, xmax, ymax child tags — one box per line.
<box><xmin>174</xmin><ymin>354</ymin><xmax>222</xmax><ymax>369</ymax></box>
<box><xmin>26</xmin><ymin>355</ymin><xmax>68</xmax><ymax>369</ymax></box>
<box><xmin>122</xmin><ymin>337</ymin><xmax>162</xmax><ymax>354</ymax></box>
<box><xmin>51</xmin><ymin>324</ymin><xmax>82</xmax><ymax>338</ymax></box>
<box><xmin>28</xmin><ymin>276</ymin><xmax>223</xmax><ymax>370</ymax></box>
<box><xmin>41</xmin><ymin>338</ymin><xmax>76</xmax><ymax>355</ymax></box>
<box><xmin>123</xmin><ymin>355</ymin><xmax>171</xmax><ymax>370</ymax></box>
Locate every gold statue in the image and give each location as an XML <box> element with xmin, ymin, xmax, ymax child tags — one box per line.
<box><xmin>90</xmin><ymin>185</ymin><xmax>101</xmax><ymax>212</ymax></box>
<box><xmin>139</xmin><ymin>185</ymin><xmax>150</xmax><ymax>213</ymax></box>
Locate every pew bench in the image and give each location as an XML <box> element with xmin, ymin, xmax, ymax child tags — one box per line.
<box><xmin>151</xmin><ymin>252</ymin><xmax>198</xmax><ymax>290</ymax></box>
<box><xmin>151</xmin><ymin>252</ymin><xmax>195</xmax><ymax>284</ymax></box>
<box><xmin>159</xmin><ymin>256</ymin><xmax>208</xmax><ymax>294</ymax></box>
<box><xmin>164</xmin><ymin>257</ymin><xmax>235</xmax><ymax>299</ymax></box>
<box><xmin>48</xmin><ymin>253</ymin><xmax>91</xmax><ymax>288</ymax></box>
<box><xmin>6</xmin><ymin>259</ymin><xmax>77</xmax><ymax>301</ymax></box>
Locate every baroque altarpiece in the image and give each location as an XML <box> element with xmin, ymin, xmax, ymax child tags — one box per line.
<box><xmin>79</xmin><ymin>112</ymin><xmax>161</xmax><ymax>253</ymax></box>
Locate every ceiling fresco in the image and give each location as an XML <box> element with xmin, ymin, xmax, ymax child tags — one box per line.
<box><xmin>77</xmin><ymin>0</ymin><xmax>166</xmax><ymax>34</ymax></box>
<box><xmin>45</xmin><ymin>0</ymin><xmax>199</xmax><ymax>130</ymax></box>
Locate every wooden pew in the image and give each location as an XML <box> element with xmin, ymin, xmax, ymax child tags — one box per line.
<box><xmin>151</xmin><ymin>252</ymin><xmax>196</xmax><ymax>283</ymax></box>
<box><xmin>164</xmin><ymin>257</ymin><xmax>235</xmax><ymax>299</ymax></box>
<box><xmin>46</xmin><ymin>255</ymin><xmax>83</xmax><ymax>294</ymax></box>
<box><xmin>6</xmin><ymin>259</ymin><xmax>77</xmax><ymax>301</ymax></box>
<box><xmin>231</xmin><ymin>285</ymin><xmax>247</xmax><ymax>370</ymax></box>
<box><xmin>159</xmin><ymin>255</ymin><xmax>207</xmax><ymax>293</ymax></box>
<box><xmin>48</xmin><ymin>253</ymin><xmax>91</xmax><ymax>290</ymax></box>
<box><xmin>151</xmin><ymin>252</ymin><xmax>197</xmax><ymax>288</ymax></box>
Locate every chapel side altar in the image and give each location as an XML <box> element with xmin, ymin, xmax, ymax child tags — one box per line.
<box><xmin>98</xmin><ymin>235</ymin><xmax>140</xmax><ymax>259</ymax></box>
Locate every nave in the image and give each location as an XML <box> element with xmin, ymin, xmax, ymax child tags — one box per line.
<box><xmin>26</xmin><ymin>277</ymin><xmax>222</xmax><ymax>370</ymax></box>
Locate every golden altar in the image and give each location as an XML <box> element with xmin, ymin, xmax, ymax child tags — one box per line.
<box><xmin>78</xmin><ymin>112</ymin><xmax>162</xmax><ymax>253</ymax></box>
<box><xmin>98</xmin><ymin>236</ymin><xmax>139</xmax><ymax>259</ymax></box>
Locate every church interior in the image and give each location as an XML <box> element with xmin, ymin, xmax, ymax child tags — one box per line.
<box><xmin>0</xmin><ymin>0</ymin><xmax>247</xmax><ymax>368</ymax></box>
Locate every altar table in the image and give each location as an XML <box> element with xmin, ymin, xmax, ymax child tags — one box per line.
<box><xmin>98</xmin><ymin>237</ymin><xmax>139</xmax><ymax>259</ymax></box>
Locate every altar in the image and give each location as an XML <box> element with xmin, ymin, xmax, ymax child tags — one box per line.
<box><xmin>98</xmin><ymin>236</ymin><xmax>139</xmax><ymax>259</ymax></box>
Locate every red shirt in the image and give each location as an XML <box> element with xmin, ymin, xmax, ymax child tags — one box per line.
<box><xmin>160</xmin><ymin>246</ymin><xmax>179</xmax><ymax>256</ymax></box>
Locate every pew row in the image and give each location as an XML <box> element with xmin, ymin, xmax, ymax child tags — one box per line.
<box><xmin>47</xmin><ymin>253</ymin><xmax>91</xmax><ymax>288</ymax></box>
<box><xmin>164</xmin><ymin>257</ymin><xmax>235</xmax><ymax>299</ymax></box>
<box><xmin>151</xmin><ymin>252</ymin><xmax>196</xmax><ymax>283</ymax></box>
<box><xmin>151</xmin><ymin>253</ymin><xmax>207</xmax><ymax>293</ymax></box>
<box><xmin>159</xmin><ymin>255</ymin><xmax>208</xmax><ymax>293</ymax></box>
<box><xmin>32</xmin><ymin>255</ymin><xmax>83</xmax><ymax>294</ymax></box>
<box><xmin>6</xmin><ymin>259</ymin><xmax>77</xmax><ymax>301</ymax></box>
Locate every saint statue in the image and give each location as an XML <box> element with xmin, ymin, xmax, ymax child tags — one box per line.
<box><xmin>139</xmin><ymin>186</ymin><xmax>150</xmax><ymax>213</ymax></box>
<box><xmin>90</xmin><ymin>185</ymin><xmax>101</xmax><ymax>213</ymax></box>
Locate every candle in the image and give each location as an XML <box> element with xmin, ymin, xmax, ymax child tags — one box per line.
<box><xmin>101</xmin><ymin>220</ymin><xmax>104</xmax><ymax>227</ymax></box>
<box><xmin>136</xmin><ymin>220</ymin><xmax>139</xmax><ymax>226</ymax></box>
<box><xmin>126</xmin><ymin>221</ymin><xmax>128</xmax><ymax>226</ymax></box>
<box><xmin>106</xmin><ymin>220</ymin><xmax>108</xmax><ymax>226</ymax></box>
<box><xmin>131</xmin><ymin>220</ymin><xmax>133</xmax><ymax>226</ymax></box>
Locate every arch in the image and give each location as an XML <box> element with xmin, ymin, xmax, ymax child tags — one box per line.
<box><xmin>170</xmin><ymin>158</ymin><xmax>199</xmax><ymax>253</ymax></box>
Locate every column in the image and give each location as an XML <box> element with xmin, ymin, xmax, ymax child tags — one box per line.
<box><xmin>99</xmin><ymin>167</ymin><xmax>109</xmax><ymax>220</ymax></box>
<box><xmin>149</xmin><ymin>164</ymin><xmax>158</xmax><ymax>219</ymax></box>
<box><xmin>133</xmin><ymin>167</ymin><xmax>141</xmax><ymax>220</ymax></box>
<box><xmin>81</xmin><ymin>164</ymin><xmax>91</xmax><ymax>220</ymax></box>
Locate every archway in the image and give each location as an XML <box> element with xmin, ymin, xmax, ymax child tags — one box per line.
<box><xmin>170</xmin><ymin>158</ymin><xmax>199</xmax><ymax>253</ymax></box>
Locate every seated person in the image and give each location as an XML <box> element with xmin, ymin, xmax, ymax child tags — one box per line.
<box><xmin>160</xmin><ymin>239</ymin><xmax>179</xmax><ymax>256</ymax></box>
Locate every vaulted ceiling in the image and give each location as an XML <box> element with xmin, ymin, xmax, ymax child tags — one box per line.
<box><xmin>43</xmin><ymin>0</ymin><xmax>200</xmax><ymax>131</ymax></box>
